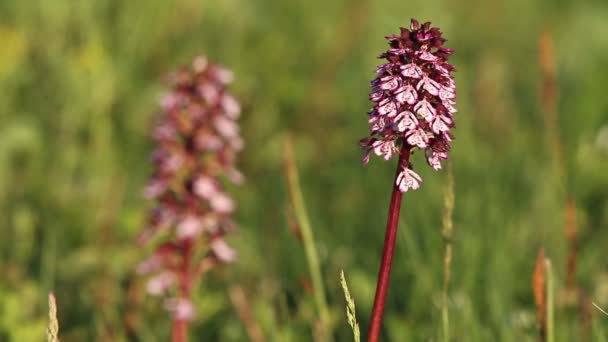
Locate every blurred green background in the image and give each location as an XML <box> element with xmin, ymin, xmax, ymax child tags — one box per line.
<box><xmin>1</xmin><ymin>0</ymin><xmax>608</xmax><ymax>341</ymax></box>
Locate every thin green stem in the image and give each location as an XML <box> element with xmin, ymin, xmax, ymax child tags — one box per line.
<box><xmin>441</xmin><ymin>164</ymin><xmax>455</xmax><ymax>342</ymax></box>
<box><xmin>594</xmin><ymin>303</ymin><xmax>608</xmax><ymax>316</ymax></box>
<box><xmin>284</xmin><ymin>134</ymin><xmax>331</xmax><ymax>340</ymax></box>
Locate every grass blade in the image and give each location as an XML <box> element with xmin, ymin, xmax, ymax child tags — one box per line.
<box><xmin>594</xmin><ymin>303</ymin><xmax>608</xmax><ymax>316</ymax></box>
<box><xmin>441</xmin><ymin>163</ymin><xmax>455</xmax><ymax>342</ymax></box>
<box><xmin>340</xmin><ymin>270</ymin><xmax>360</xmax><ymax>342</ymax></box>
<box><xmin>283</xmin><ymin>134</ymin><xmax>331</xmax><ymax>340</ymax></box>
<box><xmin>533</xmin><ymin>248</ymin><xmax>546</xmax><ymax>342</ymax></box>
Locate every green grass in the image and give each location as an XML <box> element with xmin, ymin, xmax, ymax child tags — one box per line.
<box><xmin>1</xmin><ymin>0</ymin><xmax>608</xmax><ymax>340</ymax></box>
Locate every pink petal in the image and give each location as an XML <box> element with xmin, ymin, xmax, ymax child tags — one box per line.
<box><xmin>370</xmin><ymin>90</ymin><xmax>384</xmax><ymax>102</ymax></box>
<box><xmin>371</xmin><ymin>116</ymin><xmax>387</xmax><ymax>131</ymax></box>
<box><xmin>417</xmin><ymin>77</ymin><xmax>440</xmax><ymax>96</ymax></box>
<box><xmin>443</xmin><ymin>101</ymin><xmax>457</xmax><ymax>114</ymax></box>
<box><xmin>379</xmin><ymin>76</ymin><xmax>399</xmax><ymax>90</ymax></box>
<box><xmin>221</xmin><ymin>94</ymin><xmax>241</xmax><ymax>119</ymax></box>
<box><xmin>395</xmin><ymin>85</ymin><xmax>418</xmax><ymax>104</ymax></box>
<box><xmin>198</xmin><ymin>83</ymin><xmax>220</xmax><ymax>104</ymax></box>
<box><xmin>214</xmin><ymin>116</ymin><xmax>239</xmax><ymax>139</ymax></box>
<box><xmin>211</xmin><ymin>239</ymin><xmax>238</xmax><ymax>263</ymax></box>
<box><xmin>210</xmin><ymin>192</ymin><xmax>235</xmax><ymax>213</ymax></box>
<box><xmin>377</xmin><ymin>100</ymin><xmax>397</xmax><ymax>116</ymax></box>
<box><xmin>194</xmin><ymin>176</ymin><xmax>217</xmax><ymax>199</ymax></box>
<box><xmin>372</xmin><ymin>140</ymin><xmax>396</xmax><ymax>160</ymax></box>
<box><xmin>439</xmin><ymin>86</ymin><xmax>455</xmax><ymax>100</ymax></box>
<box><xmin>419</xmin><ymin>50</ymin><xmax>438</xmax><ymax>61</ymax></box>
<box><xmin>160</xmin><ymin>93</ymin><xmax>181</xmax><ymax>111</ymax></box>
<box><xmin>414</xmin><ymin>99</ymin><xmax>436</xmax><ymax>122</ymax></box>
<box><xmin>406</xmin><ymin>129</ymin><xmax>428</xmax><ymax>148</ymax></box>
<box><xmin>177</xmin><ymin>216</ymin><xmax>202</xmax><ymax>239</ymax></box>
<box><xmin>147</xmin><ymin>272</ymin><xmax>175</xmax><ymax>295</ymax></box>
<box><xmin>396</xmin><ymin>168</ymin><xmax>423</xmax><ymax>192</ymax></box>
<box><xmin>401</xmin><ymin>63</ymin><xmax>423</xmax><ymax>79</ymax></box>
<box><xmin>431</xmin><ymin>117</ymin><xmax>450</xmax><ymax>134</ymax></box>
<box><xmin>137</xmin><ymin>255</ymin><xmax>162</xmax><ymax>274</ymax></box>
<box><xmin>165</xmin><ymin>298</ymin><xmax>196</xmax><ymax>321</ymax></box>
<box><xmin>209</xmin><ymin>66</ymin><xmax>234</xmax><ymax>85</ymax></box>
<box><xmin>192</xmin><ymin>56</ymin><xmax>208</xmax><ymax>72</ymax></box>
<box><xmin>395</xmin><ymin>111</ymin><xmax>418</xmax><ymax>132</ymax></box>
<box><xmin>426</xmin><ymin>150</ymin><xmax>448</xmax><ymax>171</ymax></box>
<box><xmin>388</xmin><ymin>48</ymin><xmax>406</xmax><ymax>55</ymax></box>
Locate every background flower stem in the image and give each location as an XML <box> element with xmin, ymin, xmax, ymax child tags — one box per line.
<box><xmin>172</xmin><ymin>241</ymin><xmax>193</xmax><ymax>342</ymax></box>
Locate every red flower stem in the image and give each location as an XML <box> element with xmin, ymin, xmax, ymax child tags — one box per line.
<box><xmin>172</xmin><ymin>241</ymin><xmax>193</xmax><ymax>342</ymax></box>
<box><xmin>172</xmin><ymin>319</ymin><xmax>187</xmax><ymax>342</ymax></box>
<box><xmin>368</xmin><ymin>147</ymin><xmax>411</xmax><ymax>342</ymax></box>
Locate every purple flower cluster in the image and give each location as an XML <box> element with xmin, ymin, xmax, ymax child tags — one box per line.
<box><xmin>138</xmin><ymin>56</ymin><xmax>243</xmax><ymax>320</ymax></box>
<box><xmin>360</xmin><ymin>19</ymin><xmax>457</xmax><ymax>192</ymax></box>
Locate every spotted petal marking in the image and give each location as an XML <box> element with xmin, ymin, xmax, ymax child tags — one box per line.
<box><xmin>418</xmin><ymin>50</ymin><xmax>438</xmax><ymax>61</ymax></box>
<box><xmin>394</xmin><ymin>111</ymin><xmax>418</xmax><ymax>132</ymax></box>
<box><xmin>431</xmin><ymin>116</ymin><xmax>450</xmax><ymax>134</ymax></box>
<box><xmin>442</xmin><ymin>131</ymin><xmax>454</xmax><ymax>142</ymax></box>
<box><xmin>395</xmin><ymin>85</ymin><xmax>418</xmax><ymax>104</ymax></box>
<box><xmin>439</xmin><ymin>86</ymin><xmax>455</xmax><ymax>100</ymax></box>
<box><xmin>388</xmin><ymin>48</ymin><xmax>406</xmax><ymax>55</ymax></box>
<box><xmin>375</xmin><ymin>63</ymin><xmax>392</xmax><ymax>74</ymax></box>
<box><xmin>443</xmin><ymin>100</ymin><xmax>457</xmax><ymax>114</ymax></box>
<box><xmin>377</xmin><ymin>99</ymin><xmax>397</xmax><ymax>117</ymax></box>
<box><xmin>379</xmin><ymin>75</ymin><xmax>399</xmax><ymax>90</ymax></box>
<box><xmin>435</xmin><ymin>64</ymin><xmax>450</xmax><ymax>75</ymax></box>
<box><xmin>371</xmin><ymin>116</ymin><xmax>387</xmax><ymax>132</ymax></box>
<box><xmin>426</xmin><ymin>150</ymin><xmax>448</xmax><ymax>171</ymax></box>
<box><xmin>417</xmin><ymin>76</ymin><xmax>441</xmax><ymax>96</ymax></box>
<box><xmin>401</xmin><ymin>63</ymin><xmax>423</xmax><ymax>79</ymax></box>
<box><xmin>396</xmin><ymin>167</ymin><xmax>423</xmax><ymax>192</ymax></box>
<box><xmin>370</xmin><ymin>90</ymin><xmax>384</xmax><ymax>102</ymax></box>
<box><xmin>427</xmin><ymin>154</ymin><xmax>442</xmax><ymax>170</ymax></box>
<box><xmin>372</xmin><ymin>140</ymin><xmax>396</xmax><ymax>160</ymax></box>
<box><xmin>431</xmin><ymin>139</ymin><xmax>451</xmax><ymax>153</ymax></box>
<box><xmin>406</xmin><ymin>128</ymin><xmax>428</xmax><ymax>148</ymax></box>
<box><xmin>414</xmin><ymin>99</ymin><xmax>436</xmax><ymax>122</ymax></box>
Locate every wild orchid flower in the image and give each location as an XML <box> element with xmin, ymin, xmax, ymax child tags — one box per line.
<box><xmin>138</xmin><ymin>56</ymin><xmax>243</xmax><ymax>342</ymax></box>
<box><xmin>361</xmin><ymin>19</ymin><xmax>456</xmax><ymax>191</ymax></box>
<box><xmin>360</xmin><ymin>19</ymin><xmax>457</xmax><ymax>341</ymax></box>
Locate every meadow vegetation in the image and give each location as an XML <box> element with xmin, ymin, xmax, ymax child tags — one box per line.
<box><xmin>1</xmin><ymin>0</ymin><xmax>608</xmax><ymax>340</ymax></box>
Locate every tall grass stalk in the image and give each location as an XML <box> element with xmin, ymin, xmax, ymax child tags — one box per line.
<box><xmin>564</xmin><ymin>196</ymin><xmax>578</xmax><ymax>292</ymax></box>
<box><xmin>47</xmin><ymin>293</ymin><xmax>59</xmax><ymax>342</ymax></box>
<box><xmin>441</xmin><ymin>164</ymin><xmax>455</xmax><ymax>342</ymax></box>
<box><xmin>340</xmin><ymin>270</ymin><xmax>361</xmax><ymax>342</ymax></box>
<box><xmin>283</xmin><ymin>134</ymin><xmax>331</xmax><ymax>340</ymax></box>
<box><xmin>533</xmin><ymin>248</ymin><xmax>546</xmax><ymax>342</ymax></box>
<box><xmin>229</xmin><ymin>286</ymin><xmax>266</xmax><ymax>342</ymax></box>
<box><xmin>538</xmin><ymin>27</ymin><xmax>564</xmax><ymax>182</ymax></box>
<box><xmin>546</xmin><ymin>259</ymin><xmax>555</xmax><ymax>342</ymax></box>
<box><xmin>593</xmin><ymin>303</ymin><xmax>608</xmax><ymax>316</ymax></box>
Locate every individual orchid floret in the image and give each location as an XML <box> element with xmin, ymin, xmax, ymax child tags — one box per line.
<box><xmin>360</xmin><ymin>19</ymin><xmax>457</xmax><ymax>192</ymax></box>
<box><xmin>138</xmin><ymin>55</ymin><xmax>243</xmax><ymax>324</ymax></box>
<box><xmin>396</xmin><ymin>167</ymin><xmax>423</xmax><ymax>192</ymax></box>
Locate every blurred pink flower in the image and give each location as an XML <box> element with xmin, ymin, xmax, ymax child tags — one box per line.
<box><xmin>138</xmin><ymin>55</ymin><xmax>243</xmax><ymax>320</ymax></box>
